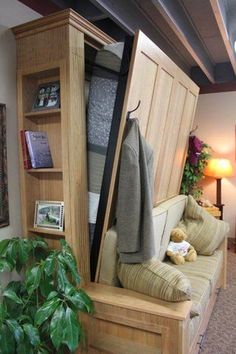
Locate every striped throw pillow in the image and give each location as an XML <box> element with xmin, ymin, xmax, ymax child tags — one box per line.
<box><xmin>179</xmin><ymin>195</ymin><xmax>229</xmax><ymax>255</ymax></box>
<box><xmin>117</xmin><ymin>258</ymin><xmax>191</xmax><ymax>302</ymax></box>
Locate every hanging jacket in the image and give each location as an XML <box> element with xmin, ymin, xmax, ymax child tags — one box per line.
<box><xmin>116</xmin><ymin>118</ymin><xmax>155</xmax><ymax>263</ymax></box>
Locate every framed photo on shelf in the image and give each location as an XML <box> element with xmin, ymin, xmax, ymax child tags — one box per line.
<box><xmin>32</xmin><ymin>81</ymin><xmax>60</xmax><ymax>111</ymax></box>
<box><xmin>34</xmin><ymin>200</ymin><xmax>64</xmax><ymax>231</ymax></box>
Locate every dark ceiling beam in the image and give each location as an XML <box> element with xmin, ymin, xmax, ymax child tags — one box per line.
<box><xmin>150</xmin><ymin>0</ymin><xmax>215</xmax><ymax>83</ymax></box>
<box><xmin>18</xmin><ymin>0</ymin><xmax>61</xmax><ymax>16</ymax></box>
<box><xmin>72</xmin><ymin>0</ymin><xmax>108</xmax><ymax>22</ymax></box>
<box><xmin>89</xmin><ymin>0</ymin><xmax>190</xmax><ymax>73</ymax></box>
<box><xmin>191</xmin><ymin>62</ymin><xmax>236</xmax><ymax>86</ymax></box>
<box><xmin>210</xmin><ymin>0</ymin><xmax>236</xmax><ymax>76</ymax></box>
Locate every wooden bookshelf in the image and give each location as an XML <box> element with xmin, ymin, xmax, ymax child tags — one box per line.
<box><xmin>12</xmin><ymin>9</ymin><xmax>114</xmax><ymax>284</ymax></box>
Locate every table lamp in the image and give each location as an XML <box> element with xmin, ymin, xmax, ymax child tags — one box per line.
<box><xmin>204</xmin><ymin>158</ymin><xmax>233</xmax><ymax>219</ymax></box>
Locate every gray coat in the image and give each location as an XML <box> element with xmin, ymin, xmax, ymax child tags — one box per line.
<box><xmin>116</xmin><ymin>118</ymin><xmax>155</xmax><ymax>263</ymax></box>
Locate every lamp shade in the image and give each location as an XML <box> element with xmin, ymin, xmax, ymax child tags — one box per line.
<box><xmin>204</xmin><ymin>158</ymin><xmax>233</xmax><ymax>179</ymax></box>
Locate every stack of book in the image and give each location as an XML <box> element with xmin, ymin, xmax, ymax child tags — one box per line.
<box><xmin>20</xmin><ymin>130</ymin><xmax>53</xmax><ymax>169</ymax></box>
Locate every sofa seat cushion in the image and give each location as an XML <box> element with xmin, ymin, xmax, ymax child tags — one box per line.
<box><xmin>167</xmin><ymin>250</ymin><xmax>223</xmax><ymax>316</ymax></box>
<box><xmin>117</xmin><ymin>258</ymin><xmax>192</xmax><ymax>302</ymax></box>
<box><xmin>179</xmin><ymin>195</ymin><xmax>229</xmax><ymax>255</ymax></box>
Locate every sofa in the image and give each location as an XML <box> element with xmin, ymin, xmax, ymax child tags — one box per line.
<box><xmin>82</xmin><ymin>194</ymin><xmax>229</xmax><ymax>354</ymax></box>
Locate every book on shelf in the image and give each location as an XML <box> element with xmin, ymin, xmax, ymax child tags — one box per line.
<box><xmin>20</xmin><ymin>130</ymin><xmax>32</xmax><ymax>169</ymax></box>
<box><xmin>25</xmin><ymin>130</ymin><xmax>53</xmax><ymax>169</ymax></box>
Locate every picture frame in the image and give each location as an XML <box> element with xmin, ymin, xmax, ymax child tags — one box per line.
<box><xmin>32</xmin><ymin>81</ymin><xmax>60</xmax><ymax>111</ymax></box>
<box><xmin>34</xmin><ymin>200</ymin><xmax>64</xmax><ymax>231</ymax></box>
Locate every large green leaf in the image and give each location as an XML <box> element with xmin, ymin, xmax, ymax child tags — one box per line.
<box><xmin>0</xmin><ymin>303</ymin><xmax>6</xmax><ymax>326</ymax></box>
<box><xmin>37</xmin><ymin>348</ymin><xmax>49</xmax><ymax>354</ymax></box>
<box><xmin>43</xmin><ymin>253</ymin><xmax>55</xmax><ymax>276</ymax></box>
<box><xmin>3</xmin><ymin>288</ymin><xmax>23</xmax><ymax>304</ymax></box>
<box><xmin>50</xmin><ymin>303</ymin><xmax>65</xmax><ymax>350</ymax></box>
<box><xmin>18</xmin><ymin>239</ymin><xmax>30</xmax><ymax>265</ymax></box>
<box><xmin>0</xmin><ymin>239</ymin><xmax>10</xmax><ymax>256</ymax></box>
<box><xmin>32</xmin><ymin>238</ymin><xmax>48</xmax><ymax>251</ymax></box>
<box><xmin>35</xmin><ymin>297</ymin><xmax>61</xmax><ymax>326</ymax></box>
<box><xmin>23</xmin><ymin>323</ymin><xmax>40</xmax><ymax>347</ymax></box>
<box><xmin>66</xmin><ymin>289</ymin><xmax>94</xmax><ymax>314</ymax></box>
<box><xmin>5</xmin><ymin>319</ymin><xmax>24</xmax><ymax>344</ymax></box>
<box><xmin>0</xmin><ymin>323</ymin><xmax>16</xmax><ymax>354</ymax></box>
<box><xmin>0</xmin><ymin>259</ymin><xmax>14</xmax><ymax>272</ymax></box>
<box><xmin>26</xmin><ymin>265</ymin><xmax>42</xmax><ymax>295</ymax></box>
<box><xmin>57</xmin><ymin>261</ymin><xmax>69</xmax><ymax>291</ymax></box>
<box><xmin>39</xmin><ymin>272</ymin><xmax>54</xmax><ymax>298</ymax></box>
<box><xmin>60</xmin><ymin>241</ymin><xmax>81</xmax><ymax>284</ymax></box>
<box><xmin>62</xmin><ymin>307</ymin><xmax>80</xmax><ymax>352</ymax></box>
<box><xmin>16</xmin><ymin>339</ymin><xmax>34</xmax><ymax>354</ymax></box>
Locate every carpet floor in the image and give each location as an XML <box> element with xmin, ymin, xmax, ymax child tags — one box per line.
<box><xmin>200</xmin><ymin>248</ymin><xmax>236</xmax><ymax>354</ymax></box>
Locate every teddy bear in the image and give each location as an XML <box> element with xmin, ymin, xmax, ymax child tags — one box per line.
<box><xmin>166</xmin><ymin>227</ymin><xmax>197</xmax><ymax>265</ymax></box>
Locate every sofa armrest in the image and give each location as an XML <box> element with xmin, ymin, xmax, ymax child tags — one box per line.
<box><xmin>84</xmin><ymin>282</ymin><xmax>192</xmax><ymax>321</ymax></box>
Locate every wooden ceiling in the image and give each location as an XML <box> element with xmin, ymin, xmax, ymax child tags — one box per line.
<box><xmin>19</xmin><ymin>0</ymin><xmax>236</xmax><ymax>91</ymax></box>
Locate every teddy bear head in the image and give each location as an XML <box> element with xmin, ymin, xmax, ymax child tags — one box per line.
<box><xmin>170</xmin><ymin>228</ymin><xmax>187</xmax><ymax>243</ymax></box>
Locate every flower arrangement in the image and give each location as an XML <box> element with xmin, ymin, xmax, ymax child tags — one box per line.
<box><xmin>180</xmin><ymin>135</ymin><xmax>211</xmax><ymax>200</ymax></box>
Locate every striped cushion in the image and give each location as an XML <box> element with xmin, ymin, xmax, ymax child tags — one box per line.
<box><xmin>117</xmin><ymin>258</ymin><xmax>192</xmax><ymax>302</ymax></box>
<box><xmin>179</xmin><ymin>195</ymin><xmax>229</xmax><ymax>255</ymax></box>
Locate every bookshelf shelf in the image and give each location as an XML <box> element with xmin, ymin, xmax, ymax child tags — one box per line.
<box><xmin>27</xmin><ymin>168</ymin><xmax>63</xmax><ymax>173</ymax></box>
<box><xmin>28</xmin><ymin>227</ymin><xmax>65</xmax><ymax>237</ymax></box>
<box><xmin>24</xmin><ymin>108</ymin><xmax>61</xmax><ymax>119</ymax></box>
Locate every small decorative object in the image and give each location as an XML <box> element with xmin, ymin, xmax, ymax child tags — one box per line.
<box><xmin>25</xmin><ymin>130</ymin><xmax>53</xmax><ymax>168</ymax></box>
<box><xmin>34</xmin><ymin>200</ymin><xmax>64</xmax><ymax>231</ymax></box>
<box><xmin>180</xmin><ymin>135</ymin><xmax>211</xmax><ymax>200</ymax></box>
<box><xmin>32</xmin><ymin>81</ymin><xmax>60</xmax><ymax>111</ymax></box>
<box><xmin>0</xmin><ymin>237</ymin><xmax>94</xmax><ymax>353</ymax></box>
<box><xmin>166</xmin><ymin>227</ymin><xmax>197</xmax><ymax>265</ymax></box>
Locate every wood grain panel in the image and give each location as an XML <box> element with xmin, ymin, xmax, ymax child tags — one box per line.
<box><xmin>154</xmin><ymin>82</ymin><xmax>187</xmax><ymax>201</ymax></box>
<box><xmin>89</xmin><ymin>319</ymin><xmax>161</xmax><ymax>354</ymax></box>
<box><xmin>168</xmin><ymin>91</ymin><xmax>197</xmax><ymax>196</ymax></box>
<box><xmin>145</xmin><ymin>68</ymin><xmax>174</xmax><ymax>175</ymax></box>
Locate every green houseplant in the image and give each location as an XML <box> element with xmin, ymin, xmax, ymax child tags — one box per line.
<box><xmin>0</xmin><ymin>237</ymin><xmax>93</xmax><ymax>354</ymax></box>
<box><xmin>180</xmin><ymin>135</ymin><xmax>211</xmax><ymax>200</ymax></box>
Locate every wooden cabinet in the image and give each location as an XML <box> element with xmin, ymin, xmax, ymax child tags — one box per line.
<box><xmin>12</xmin><ymin>9</ymin><xmax>114</xmax><ymax>283</ymax></box>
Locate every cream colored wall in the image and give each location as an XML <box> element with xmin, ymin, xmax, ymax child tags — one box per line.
<box><xmin>194</xmin><ymin>92</ymin><xmax>236</xmax><ymax>238</ymax></box>
<box><xmin>0</xmin><ymin>0</ymin><xmax>40</xmax><ymax>287</ymax></box>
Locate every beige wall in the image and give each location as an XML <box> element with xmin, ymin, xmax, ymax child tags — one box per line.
<box><xmin>194</xmin><ymin>92</ymin><xmax>236</xmax><ymax>238</ymax></box>
<box><xmin>0</xmin><ymin>0</ymin><xmax>40</xmax><ymax>286</ymax></box>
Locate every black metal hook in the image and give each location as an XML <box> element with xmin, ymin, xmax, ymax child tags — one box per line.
<box><xmin>190</xmin><ymin>125</ymin><xmax>198</xmax><ymax>135</ymax></box>
<box><xmin>126</xmin><ymin>100</ymin><xmax>141</xmax><ymax>120</ymax></box>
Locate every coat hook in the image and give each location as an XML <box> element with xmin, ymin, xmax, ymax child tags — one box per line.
<box><xmin>190</xmin><ymin>125</ymin><xmax>198</xmax><ymax>135</ymax></box>
<box><xmin>126</xmin><ymin>100</ymin><xmax>141</xmax><ymax>120</ymax></box>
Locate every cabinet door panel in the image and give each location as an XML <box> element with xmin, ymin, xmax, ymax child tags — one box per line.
<box><xmin>95</xmin><ymin>30</ymin><xmax>199</xmax><ymax>280</ymax></box>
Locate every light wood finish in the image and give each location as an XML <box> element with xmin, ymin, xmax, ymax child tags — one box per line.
<box><xmin>12</xmin><ymin>9</ymin><xmax>114</xmax><ymax>283</ymax></box>
<box><xmin>202</xmin><ymin>206</ymin><xmax>221</xmax><ymax>218</ymax></box>
<box><xmin>79</xmin><ymin>282</ymin><xmax>191</xmax><ymax>354</ymax></box>
<box><xmin>95</xmin><ymin>30</ymin><xmax>199</xmax><ymax>281</ymax></box>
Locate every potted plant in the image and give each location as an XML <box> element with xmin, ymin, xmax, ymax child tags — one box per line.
<box><xmin>0</xmin><ymin>237</ymin><xmax>94</xmax><ymax>353</ymax></box>
<box><xmin>180</xmin><ymin>135</ymin><xmax>211</xmax><ymax>200</ymax></box>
